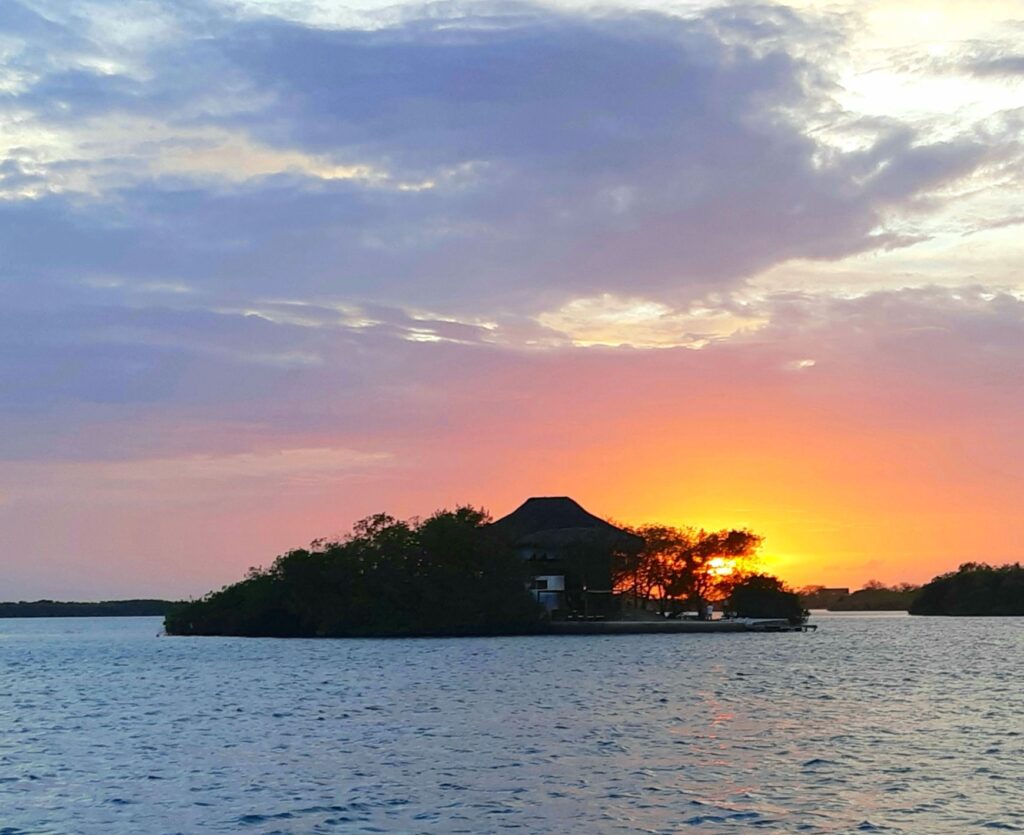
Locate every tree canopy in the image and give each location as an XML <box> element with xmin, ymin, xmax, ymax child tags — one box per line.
<box><xmin>725</xmin><ymin>574</ymin><xmax>806</xmax><ymax>624</ymax></box>
<box><xmin>909</xmin><ymin>563</ymin><xmax>1024</xmax><ymax>616</ymax></box>
<box><xmin>165</xmin><ymin>507</ymin><xmax>541</xmax><ymax>637</ymax></box>
<box><xmin>824</xmin><ymin>583</ymin><xmax>920</xmax><ymax>611</ymax></box>
<box><xmin>614</xmin><ymin>524</ymin><xmax>762</xmax><ymax>616</ymax></box>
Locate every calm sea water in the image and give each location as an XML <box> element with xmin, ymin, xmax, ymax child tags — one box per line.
<box><xmin>1</xmin><ymin>613</ymin><xmax>1021</xmax><ymax>834</ymax></box>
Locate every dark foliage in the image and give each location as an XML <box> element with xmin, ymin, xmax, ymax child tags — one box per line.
<box><xmin>725</xmin><ymin>574</ymin><xmax>806</xmax><ymax>625</ymax></box>
<box><xmin>614</xmin><ymin>524</ymin><xmax>762</xmax><ymax>616</ymax></box>
<box><xmin>164</xmin><ymin>507</ymin><xmax>542</xmax><ymax>637</ymax></box>
<box><xmin>0</xmin><ymin>600</ymin><xmax>175</xmax><ymax>618</ymax></box>
<box><xmin>909</xmin><ymin>563</ymin><xmax>1024</xmax><ymax>616</ymax></box>
<box><xmin>796</xmin><ymin>586</ymin><xmax>849</xmax><ymax>609</ymax></box>
<box><xmin>827</xmin><ymin>585</ymin><xmax>920</xmax><ymax>611</ymax></box>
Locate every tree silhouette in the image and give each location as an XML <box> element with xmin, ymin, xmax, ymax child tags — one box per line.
<box><xmin>725</xmin><ymin>574</ymin><xmax>806</xmax><ymax>624</ymax></box>
<box><xmin>614</xmin><ymin>524</ymin><xmax>762</xmax><ymax>617</ymax></box>
<box><xmin>165</xmin><ymin>506</ymin><xmax>541</xmax><ymax>637</ymax></box>
<box><xmin>910</xmin><ymin>562</ymin><xmax>1024</xmax><ymax>616</ymax></box>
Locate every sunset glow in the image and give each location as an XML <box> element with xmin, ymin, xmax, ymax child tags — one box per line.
<box><xmin>1</xmin><ymin>0</ymin><xmax>1022</xmax><ymax>599</ymax></box>
<box><xmin>707</xmin><ymin>558</ymin><xmax>735</xmax><ymax>578</ymax></box>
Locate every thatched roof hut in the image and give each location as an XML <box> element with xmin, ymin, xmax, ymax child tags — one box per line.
<box><xmin>490</xmin><ymin>497</ymin><xmax>643</xmax><ymax>552</ymax></box>
<box><xmin>491</xmin><ymin>497</ymin><xmax>642</xmax><ymax>615</ymax></box>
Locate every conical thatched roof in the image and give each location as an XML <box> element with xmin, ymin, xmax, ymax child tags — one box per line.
<box><xmin>490</xmin><ymin>497</ymin><xmax>643</xmax><ymax>551</ymax></box>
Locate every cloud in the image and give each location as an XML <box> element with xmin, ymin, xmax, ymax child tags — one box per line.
<box><xmin>2</xmin><ymin>272</ymin><xmax>1021</xmax><ymax>465</ymax></box>
<box><xmin>1</xmin><ymin>445</ymin><xmax>393</xmax><ymax>505</ymax></box>
<box><xmin>536</xmin><ymin>292</ymin><xmax>766</xmax><ymax>348</ymax></box>
<box><xmin>939</xmin><ymin>28</ymin><xmax>1024</xmax><ymax>79</ymax></box>
<box><xmin>1</xmin><ymin>1</ymin><xmax>1008</xmax><ymax>317</ymax></box>
<box><xmin>968</xmin><ymin>54</ymin><xmax>1024</xmax><ymax>77</ymax></box>
<box><xmin>891</xmin><ymin>29</ymin><xmax>1024</xmax><ymax>88</ymax></box>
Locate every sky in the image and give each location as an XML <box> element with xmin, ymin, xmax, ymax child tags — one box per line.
<box><xmin>1</xmin><ymin>0</ymin><xmax>1022</xmax><ymax>599</ymax></box>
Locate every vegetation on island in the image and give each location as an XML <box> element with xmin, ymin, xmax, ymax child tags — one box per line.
<box><xmin>909</xmin><ymin>563</ymin><xmax>1024</xmax><ymax>616</ymax></box>
<box><xmin>166</xmin><ymin>508</ymin><xmax>806</xmax><ymax>637</ymax></box>
<box><xmin>165</xmin><ymin>507</ymin><xmax>542</xmax><ymax>637</ymax></box>
<box><xmin>796</xmin><ymin>565</ymin><xmax>1024</xmax><ymax>615</ymax></box>
<box><xmin>614</xmin><ymin>524</ymin><xmax>805</xmax><ymax>624</ymax></box>
<box><xmin>796</xmin><ymin>586</ymin><xmax>849</xmax><ymax>609</ymax></box>
<box><xmin>725</xmin><ymin>574</ymin><xmax>805</xmax><ymax>624</ymax></box>
<box><xmin>615</xmin><ymin>525</ymin><xmax>761</xmax><ymax>615</ymax></box>
<box><xmin>0</xmin><ymin>599</ymin><xmax>175</xmax><ymax>618</ymax></box>
<box><xmin>797</xmin><ymin>581</ymin><xmax>922</xmax><ymax>611</ymax></box>
<box><xmin>829</xmin><ymin>582</ymin><xmax>920</xmax><ymax>611</ymax></box>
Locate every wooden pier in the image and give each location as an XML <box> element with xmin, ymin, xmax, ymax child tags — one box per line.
<box><xmin>545</xmin><ymin>618</ymin><xmax>816</xmax><ymax>635</ymax></box>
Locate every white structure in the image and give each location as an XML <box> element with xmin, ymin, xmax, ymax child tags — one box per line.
<box><xmin>530</xmin><ymin>574</ymin><xmax>566</xmax><ymax>611</ymax></box>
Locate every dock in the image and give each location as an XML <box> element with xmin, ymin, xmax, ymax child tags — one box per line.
<box><xmin>545</xmin><ymin>618</ymin><xmax>815</xmax><ymax>635</ymax></box>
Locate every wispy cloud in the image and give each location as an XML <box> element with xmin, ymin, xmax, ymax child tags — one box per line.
<box><xmin>2</xmin><ymin>1</ymin><xmax>1010</xmax><ymax>314</ymax></box>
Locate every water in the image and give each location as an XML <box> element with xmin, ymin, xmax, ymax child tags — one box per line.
<box><xmin>1</xmin><ymin>614</ymin><xmax>1021</xmax><ymax>834</ymax></box>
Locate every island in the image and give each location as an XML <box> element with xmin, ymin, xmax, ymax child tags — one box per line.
<box><xmin>909</xmin><ymin>563</ymin><xmax>1024</xmax><ymax>616</ymax></box>
<box><xmin>165</xmin><ymin>497</ymin><xmax>807</xmax><ymax>638</ymax></box>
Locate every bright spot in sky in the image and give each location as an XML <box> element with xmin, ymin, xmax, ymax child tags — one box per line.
<box><xmin>707</xmin><ymin>557</ymin><xmax>735</xmax><ymax>577</ymax></box>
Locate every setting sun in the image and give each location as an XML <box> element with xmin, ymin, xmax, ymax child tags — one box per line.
<box><xmin>707</xmin><ymin>557</ymin><xmax>736</xmax><ymax>577</ymax></box>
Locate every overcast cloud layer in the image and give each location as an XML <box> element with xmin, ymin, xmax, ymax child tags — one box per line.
<box><xmin>1</xmin><ymin>0</ymin><xmax>1022</xmax><ymax>596</ymax></box>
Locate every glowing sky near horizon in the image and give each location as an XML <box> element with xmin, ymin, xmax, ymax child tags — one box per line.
<box><xmin>1</xmin><ymin>0</ymin><xmax>1022</xmax><ymax>598</ymax></box>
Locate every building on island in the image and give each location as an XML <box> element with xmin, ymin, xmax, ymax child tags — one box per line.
<box><xmin>489</xmin><ymin>497</ymin><xmax>644</xmax><ymax>618</ymax></box>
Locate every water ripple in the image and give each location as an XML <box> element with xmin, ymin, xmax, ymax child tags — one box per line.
<box><xmin>0</xmin><ymin>614</ymin><xmax>1021</xmax><ymax>833</ymax></box>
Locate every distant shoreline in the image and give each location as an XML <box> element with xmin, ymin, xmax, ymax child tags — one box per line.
<box><xmin>0</xmin><ymin>600</ymin><xmax>176</xmax><ymax>618</ymax></box>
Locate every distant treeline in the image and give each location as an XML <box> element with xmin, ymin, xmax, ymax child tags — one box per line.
<box><xmin>910</xmin><ymin>563</ymin><xmax>1023</xmax><ymax>616</ymax></box>
<box><xmin>798</xmin><ymin>564</ymin><xmax>1024</xmax><ymax>615</ymax></box>
<box><xmin>799</xmin><ymin>582</ymin><xmax>921</xmax><ymax>611</ymax></box>
<box><xmin>0</xmin><ymin>599</ymin><xmax>175</xmax><ymax>618</ymax></box>
<box><xmin>829</xmin><ymin>586</ymin><xmax>920</xmax><ymax>611</ymax></box>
